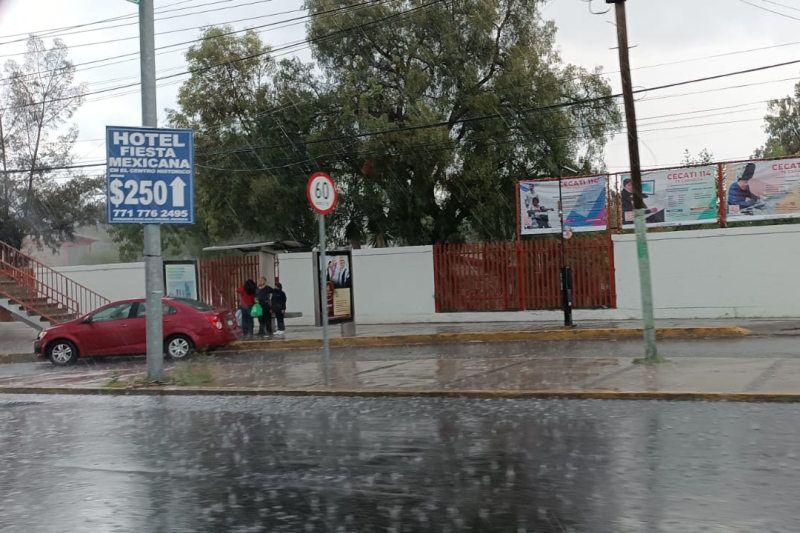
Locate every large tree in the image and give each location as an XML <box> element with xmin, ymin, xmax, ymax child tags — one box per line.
<box><xmin>0</xmin><ymin>36</ymin><xmax>102</xmax><ymax>251</ymax></box>
<box><xmin>117</xmin><ymin>1</ymin><xmax>619</xmax><ymax>252</ymax></box>
<box><xmin>305</xmin><ymin>0</ymin><xmax>620</xmax><ymax>244</ymax></box>
<box><xmin>172</xmin><ymin>28</ymin><xmax>322</xmax><ymax>245</ymax></box>
<box><xmin>755</xmin><ymin>83</ymin><xmax>800</xmax><ymax>158</ymax></box>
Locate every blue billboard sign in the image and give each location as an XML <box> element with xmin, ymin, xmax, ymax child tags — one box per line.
<box><xmin>106</xmin><ymin>126</ymin><xmax>194</xmax><ymax>224</ymax></box>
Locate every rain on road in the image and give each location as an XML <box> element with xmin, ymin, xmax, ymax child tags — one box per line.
<box><xmin>1</xmin><ymin>394</ymin><xmax>799</xmax><ymax>532</ymax></box>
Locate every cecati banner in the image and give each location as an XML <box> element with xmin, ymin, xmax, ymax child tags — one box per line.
<box><xmin>519</xmin><ymin>175</ymin><xmax>608</xmax><ymax>235</ymax></box>
<box><xmin>724</xmin><ymin>158</ymin><xmax>800</xmax><ymax>222</ymax></box>
<box><xmin>619</xmin><ymin>165</ymin><xmax>718</xmax><ymax>227</ymax></box>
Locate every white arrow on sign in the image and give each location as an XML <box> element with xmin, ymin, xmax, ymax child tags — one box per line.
<box><xmin>171</xmin><ymin>177</ymin><xmax>186</xmax><ymax>207</ymax></box>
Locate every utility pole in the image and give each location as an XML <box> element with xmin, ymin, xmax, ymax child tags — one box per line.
<box><xmin>607</xmin><ymin>0</ymin><xmax>659</xmax><ymax>362</ymax></box>
<box><xmin>139</xmin><ymin>0</ymin><xmax>165</xmax><ymax>380</ymax></box>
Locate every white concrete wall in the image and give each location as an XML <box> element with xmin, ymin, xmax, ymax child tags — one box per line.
<box><xmin>352</xmin><ymin>246</ymin><xmax>436</xmax><ymax>323</ymax></box>
<box><xmin>51</xmin><ymin>225</ymin><xmax>800</xmax><ymax>324</ymax></box>
<box><xmin>277</xmin><ymin>252</ymin><xmax>316</xmax><ymax>325</ymax></box>
<box><xmin>53</xmin><ymin>262</ymin><xmax>145</xmax><ymax>302</ymax></box>
<box><xmin>277</xmin><ymin>246</ymin><xmax>436</xmax><ymax>325</ymax></box>
<box><xmin>613</xmin><ymin>225</ymin><xmax>800</xmax><ymax>318</ymax></box>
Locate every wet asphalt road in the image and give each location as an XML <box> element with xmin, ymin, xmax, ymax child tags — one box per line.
<box><xmin>1</xmin><ymin>395</ymin><xmax>799</xmax><ymax>532</ymax></box>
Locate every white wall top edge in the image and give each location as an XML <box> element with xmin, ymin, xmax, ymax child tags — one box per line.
<box><xmin>54</xmin><ymin>262</ymin><xmax>145</xmax><ymax>272</ymax></box>
<box><xmin>612</xmin><ymin>224</ymin><xmax>800</xmax><ymax>242</ymax></box>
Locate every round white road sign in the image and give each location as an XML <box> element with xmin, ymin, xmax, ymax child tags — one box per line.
<box><xmin>307</xmin><ymin>172</ymin><xmax>338</xmax><ymax>215</ymax></box>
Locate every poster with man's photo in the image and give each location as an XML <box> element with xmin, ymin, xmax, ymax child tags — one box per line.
<box><xmin>519</xmin><ymin>176</ymin><xmax>608</xmax><ymax>235</ymax></box>
<box><xmin>724</xmin><ymin>159</ymin><xmax>800</xmax><ymax>222</ymax></box>
<box><xmin>317</xmin><ymin>250</ymin><xmax>354</xmax><ymax>324</ymax></box>
<box><xmin>619</xmin><ymin>165</ymin><xmax>717</xmax><ymax>227</ymax></box>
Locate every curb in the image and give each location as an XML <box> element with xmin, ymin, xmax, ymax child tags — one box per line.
<box><xmin>0</xmin><ymin>326</ymin><xmax>750</xmax><ymax>363</ymax></box>
<box><xmin>223</xmin><ymin>326</ymin><xmax>751</xmax><ymax>352</ymax></box>
<box><xmin>0</xmin><ymin>353</ymin><xmax>35</xmax><ymax>364</ymax></box>
<box><xmin>0</xmin><ymin>386</ymin><xmax>797</xmax><ymax>402</ymax></box>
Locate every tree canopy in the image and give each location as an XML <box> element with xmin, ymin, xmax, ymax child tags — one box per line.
<box><xmin>115</xmin><ymin>0</ymin><xmax>620</xmax><ymax>253</ymax></box>
<box><xmin>755</xmin><ymin>82</ymin><xmax>800</xmax><ymax>159</ymax></box>
<box><xmin>0</xmin><ymin>36</ymin><xmax>102</xmax><ymax>251</ymax></box>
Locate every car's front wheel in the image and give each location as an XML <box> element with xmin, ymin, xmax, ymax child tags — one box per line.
<box><xmin>47</xmin><ymin>340</ymin><xmax>78</xmax><ymax>366</ymax></box>
<box><xmin>164</xmin><ymin>335</ymin><xmax>193</xmax><ymax>360</ymax></box>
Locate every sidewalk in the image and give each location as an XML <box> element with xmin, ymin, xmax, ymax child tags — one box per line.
<box><xmin>1</xmin><ymin>318</ymin><xmax>757</xmax><ymax>363</ymax></box>
<box><xmin>1</xmin><ymin>337</ymin><xmax>800</xmax><ymax>400</ymax></box>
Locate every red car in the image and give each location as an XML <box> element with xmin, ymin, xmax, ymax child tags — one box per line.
<box><xmin>34</xmin><ymin>297</ymin><xmax>239</xmax><ymax>365</ymax></box>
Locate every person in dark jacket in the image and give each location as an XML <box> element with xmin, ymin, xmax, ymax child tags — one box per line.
<box><xmin>727</xmin><ymin>162</ymin><xmax>760</xmax><ymax>210</ymax></box>
<box><xmin>621</xmin><ymin>178</ymin><xmax>664</xmax><ymax>224</ymax></box>
<box><xmin>235</xmin><ymin>279</ymin><xmax>257</xmax><ymax>339</ymax></box>
<box><xmin>255</xmin><ymin>277</ymin><xmax>273</xmax><ymax>338</ymax></box>
<box><xmin>271</xmin><ymin>282</ymin><xmax>287</xmax><ymax>335</ymax></box>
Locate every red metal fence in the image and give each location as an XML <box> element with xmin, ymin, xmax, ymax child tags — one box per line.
<box><xmin>199</xmin><ymin>255</ymin><xmax>260</xmax><ymax>311</ymax></box>
<box><xmin>433</xmin><ymin>235</ymin><xmax>615</xmax><ymax>312</ymax></box>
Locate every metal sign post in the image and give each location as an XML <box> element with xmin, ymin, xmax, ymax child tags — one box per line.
<box><xmin>307</xmin><ymin>172</ymin><xmax>338</xmax><ymax>373</ymax></box>
<box><xmin>106</xmin><ymin>0</ymin><xmax>194</xmax><ymax>381</ymax></box>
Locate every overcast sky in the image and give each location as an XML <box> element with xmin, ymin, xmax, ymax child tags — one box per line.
<box><xmin>1</xmin><ymin>0</ymin><xmax>799</xmax><ymax>176</ymax></box>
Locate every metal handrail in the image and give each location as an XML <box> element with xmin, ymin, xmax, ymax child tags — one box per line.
<box><xmin>0</xmin><ymin>241</ymin><xmax>109</xmax><ymax>317</ymax></box>
<box><xmin>0</xmin><ymin>262</ymin><xmax>78</xmax><ymax>323</ymax></box>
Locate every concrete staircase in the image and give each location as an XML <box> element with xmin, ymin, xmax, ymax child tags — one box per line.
<box><xmin>0</xmin><ymin>242</ymin><xmax>108</xmax><ymax>332</ymax></box>
<box><xmin>0</xmin><ymin>272</ymin><xmax>78</xmax><ymax>330</ymax></box>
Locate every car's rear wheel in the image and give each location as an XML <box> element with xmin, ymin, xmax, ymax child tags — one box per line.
<box><xmin>164</xmin><ymin>335</ymin><xmax>193</xmax><ymax>360</ymax></box>
<box><xmin>47</xmin><ymin>340</ymin><xmax>78</xmax><ymax>366</ymax></box>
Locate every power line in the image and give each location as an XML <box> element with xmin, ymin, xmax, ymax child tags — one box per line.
<box><xmin>0</xmin><ymin>95</ymin><xmax>774</xmax><ymax>175</ymax></box>
<box><xmin>0</xmin><ymin>4</ymin><xmax>313</xmax><ymax>59</ymax></box>
<box><xmin>0</xmin><ymin>0</ymin><xmax>277</xmax><ymax>45</ymax></box>
<box><xmin>738</xmin><ymin>0</ymin><xmax>800</xmax><ymax>21</ymax></box>
<box><xmin>760</xmin><ymin>0</ymin><xmax>800</xmax><ymax>13</ymax></box>
<box><xmin>0</xmin><ymin>0</ymin><xmax>204</xmax><ymax>40</ymax></box>
<box><xmin>196</xmin><ymin>57</ymin><xmax>800</xmax><ymax>159</ymax></box>
<box><xmin>1</xmin><ymin>0</ymin><xmax>445</xmax><ymax>111</ymax></box>
<box><xmin>0</xmin><ymin>0</ymin><xmax>390</xmax><ymax>84</ymax></box>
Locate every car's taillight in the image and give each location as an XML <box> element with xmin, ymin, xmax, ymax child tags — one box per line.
<box><xmin>206</xmin><ymin>315</ymin><xmax>223</xmax><ymax>330</ymax></box>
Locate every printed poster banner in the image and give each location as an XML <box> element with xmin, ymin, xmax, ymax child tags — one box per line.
<box><xmin>619</xmin><ymin>165</ymin><xmax>718</xmax><ymax>227</ymax></box>
<box><xmin>724</xmin><ymin>159</ymin><xmax>800</xmax><ymax>222</ymax></box>
<box><xmin>163</xmin><ymin>261</ymin><xmax>198</xmax><ymax>300</ymax></box>
<box><xmin>519</xmin><ymin>175</ymin><xmax>608</xmax><ymax>235</ymax></box>
<box><xmin>320</xmin><ymin>251</ymin><xmax>354</xmax><ymax>324</ymax></box>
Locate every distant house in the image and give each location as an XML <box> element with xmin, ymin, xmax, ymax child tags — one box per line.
<box><xmin>23</xmin><ymin>226</ymin><xmax>120</xmax><ymax>267</ymax></box>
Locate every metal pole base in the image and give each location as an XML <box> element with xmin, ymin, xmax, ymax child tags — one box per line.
<box><xmin>341</xmin><ymin>321</ymin><xmax>356</xmax><ymax>337</ymax></box>
<box><xmin>560</xmin><ymin>266</ymin><xmax>575</xmax><ymax>328</ymax></box>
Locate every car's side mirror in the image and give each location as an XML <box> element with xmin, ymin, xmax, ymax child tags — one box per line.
<box><xmin>81</xmin><ymin>315</ymin><xmax>93</xmax><ymax>324</ymax></box>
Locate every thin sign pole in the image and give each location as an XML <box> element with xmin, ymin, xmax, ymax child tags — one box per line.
<box><xmin>318</xmin><ymin>214</ymin><xmax>331</xmax><ymax>378</ymax></box>
<box><xmin>139</xmin><ymin>0</ymin><xmax>164</xmax><ymax>380</ymax></box>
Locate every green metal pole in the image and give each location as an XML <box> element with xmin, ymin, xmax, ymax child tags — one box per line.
<box><xmin>634</xmin><ymin>209</ymin><xmax>659</xmax><ymax>361</ymax></box>
<box><xmin>612</xmin><ymin>0</ymin><xmax>660</xmax><ymax>362</ymax></box>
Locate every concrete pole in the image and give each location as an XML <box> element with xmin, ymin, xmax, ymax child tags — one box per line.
<box><xmin>318</xmin><ymin>214</ymin><xmax>331</xmax><ymax>379</ymax></box>
<box><xmin>139</xmin><ymin>0</ymin><xmax>164</xmax><ymax>380</ymax></box>
<box><xmin>612</xmin><ymin>0</ymin><xmax>659</xmax><ymax>362</ymax></box>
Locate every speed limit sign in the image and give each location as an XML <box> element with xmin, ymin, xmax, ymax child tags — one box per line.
<box><xmin>307</xmin><ymin>172</ymin><xmax>338</xmax><ymax>215</ymax></box>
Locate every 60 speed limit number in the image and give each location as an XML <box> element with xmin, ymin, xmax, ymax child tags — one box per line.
<box><xmin>306</xmin><ymin>172</ymin><xmax>338</xmax><ymax>215</ymax></box>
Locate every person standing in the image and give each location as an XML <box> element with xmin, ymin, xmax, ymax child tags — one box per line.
<box><xmin>236</xmin><ymin>279</ymin><xmax>257</xmax><ymax>339</ymax></box>
<box><xmin>271</xmin><ymin>282</ymin><xmax>287</xmax><ymax>335</ymax></box>
<box><xmin>255</xmin><ymin>277</ymin><xmax>273</xmax><ymax>338</ymax></box>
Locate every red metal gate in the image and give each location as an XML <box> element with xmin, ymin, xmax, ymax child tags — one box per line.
<box><xmin>199</xmin><ymin>255</ymin><xmax>260</xmax><ymax>311</ymax></box>
<box><xmin>433</xmin><ymin>235</ymin><xmax>615</xmax><ymax>312</ymax></box>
